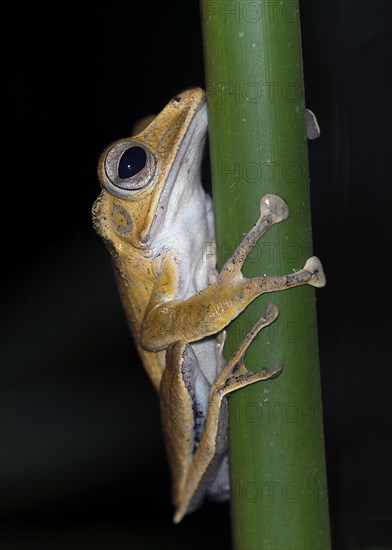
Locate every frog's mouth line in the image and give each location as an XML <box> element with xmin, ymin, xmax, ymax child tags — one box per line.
<box><xmin>145</xmin><ymin>101</ymin><xmax>208</xmax><ymax>243</ymax></box>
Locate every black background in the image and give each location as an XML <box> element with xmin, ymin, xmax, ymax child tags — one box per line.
<box><xmin>1</xmin><ymin>1</ymin><xmax>392</xmax><ymax>548</ymax></box>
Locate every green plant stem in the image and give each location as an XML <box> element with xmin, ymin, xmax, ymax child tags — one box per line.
<box><xmin>200</xmin><ymin>1</ymin><xmax>331</xmax><ymax>548</ymax></box>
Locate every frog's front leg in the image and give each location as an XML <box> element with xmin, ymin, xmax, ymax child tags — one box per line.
<box><xmin>141</xmin><ymin>194</ymin><xmax>325</xmax><ymax>351</ymax></box>
<box><xmin>160</xmin><ymin>304</ymin><xmax>282</xmax><ymax>523</ymax></box>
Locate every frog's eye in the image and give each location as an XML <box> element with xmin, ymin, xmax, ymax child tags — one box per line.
<box><xmin>118</xmin><ymin>146</ymin><xmax>147</xmax><ymax>179</ymax></box>
<box><xmin>102</xmin><ymin>140</ymin><xmax>156</xmax><ymax>198</ymax></box>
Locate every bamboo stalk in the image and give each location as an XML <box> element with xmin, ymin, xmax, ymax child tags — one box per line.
<box><xmin>200</xmin><ymin>1</ymin><xmax>331</xmax><ymax>547</ymax></box>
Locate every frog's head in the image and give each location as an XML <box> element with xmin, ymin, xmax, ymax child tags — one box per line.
<box><xmin>93</xmin><ymin>87</ymin><xmax>207</xmax><ymax>253</ymax></box>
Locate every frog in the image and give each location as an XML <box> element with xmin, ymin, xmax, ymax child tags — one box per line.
<box><xmin>92</xmin><ymin>87</ymin><xmax>325</xmax><ymax>523</ymax></box>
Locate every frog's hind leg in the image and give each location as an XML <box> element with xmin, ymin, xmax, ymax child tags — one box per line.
<box><xmin>159</xmin><ymin>340</ymin><xmax>212</xmax><ymax>515</ymax></box>
<box><xmin>173</xmin><ymin>303</ymin><xmax>282</xmax><ymax>523</ymax></box>
<box><xmin>213</xmin><ymin>303</ymin><xmax>283</xmax><ymax>397</ymax></box>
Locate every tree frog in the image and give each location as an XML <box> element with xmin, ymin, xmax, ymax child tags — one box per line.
<box><xmin>92</xmin><ymin>87</ymin><xmax>325</xmax><ymax>523</ymax></box>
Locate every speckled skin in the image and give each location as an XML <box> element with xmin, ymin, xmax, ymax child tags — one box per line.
<box><xmin>93</xmin><ymin>88</ymin><xmax>326</xmax><ymax>523</ymax></box>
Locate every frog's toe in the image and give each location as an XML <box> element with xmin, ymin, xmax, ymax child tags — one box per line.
<box><xmin>304</xmin><ymin>256</ymin><xmax>326</xmax><ymax>287</ymax></box>
<box><xmin>264</xmin><ymin>303</ymin><xmax>279</xmax><ymax>323</ymax></box>
<box><xmin>260</xmin><ymin>194</ymin><xmax>289</xmax><ymax>223</ymax></box>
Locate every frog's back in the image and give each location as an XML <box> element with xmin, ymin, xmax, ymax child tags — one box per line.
<box><xmin>114</xmin><ymin>263</ymin><xmax>167</xmax><ymax>390</ymax></box>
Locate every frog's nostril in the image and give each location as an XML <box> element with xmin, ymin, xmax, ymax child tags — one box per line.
<box><xmin>118</xmin><ymin>146</ymin><xmax>147</xmax><ymax>178</ymax></box>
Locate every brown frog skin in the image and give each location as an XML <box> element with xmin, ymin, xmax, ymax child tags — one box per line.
<box><xmin>92</xmin><ymin>87</ymin><xmax>325</xmax><ymax>523</ymax></box>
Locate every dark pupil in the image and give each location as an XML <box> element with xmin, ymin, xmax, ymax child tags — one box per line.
<box><xmin>118</xmin><ymin>146</ymin><xmax>147</xmax><ymax>179</ymax></box>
